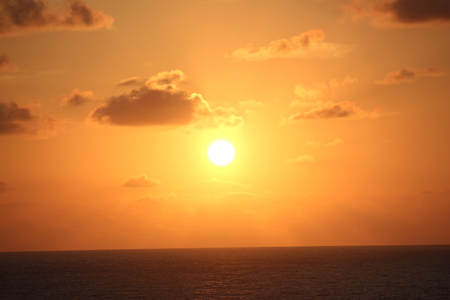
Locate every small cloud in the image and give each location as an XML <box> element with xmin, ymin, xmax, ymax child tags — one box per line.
<box><xmin>326</xmin><ymin>138</ymin><xmax>345</xmax><ymax>147</ymax></box>
<box><xmin>0</xmin><ymin>101</ymin><xmax>61</xmax><ymax>139</ymax></box>
<box><xmin>0</xmin><ymin>54</ymin><xmax>19</xmax><ymax>72</ymax></box>
<box><xmin>60</xmin><ymin>89</ymin><xmax>93</xmax><ymax>107</ymax></box>
<box><xmin>122</xmin><ymin>174</ymin><xmax>162</xmax><ymax>188</ymax></box>
<box><xmin>290</xmin><ymin>76</ymin><xmax>357</xmax><ymax>108</ymax></box>
<box><xmin>306</xmin><ymin>141</ymin><xmax>322</xmax><ymax>147</ymax></box>
<box><xmin>0</xmin><ymin>181</ymin><xmax>13</xmax><ymax>194</ymax></box>
<box><xmin>0</xmin><ymin>0</ymin><xmax>114</xmax><ymax>38</ymax></box>
<box><xmin>285</xmin><ymin>155</ymin><xmax>316</xmax><ymax>164</ymax></box>
<box><xmin>145</xmin><ymin>70</ymin><xmax>186</xmax><ymax>91</ymax></box>
<box><xmin>306</xmin><ymin>138</ymin><xmax>345</xmax><ymax>147</ymax></box>
<box><xmin>376</xmin><ymin>67</ymin><xmax>445</xmax><ymax>85</ymax></box>
<box><xmin>227</xmin><ymin>29</ymin><xmax>353</xmax><ymax>61</ymax></box>
<box><xmin>87</xmin><ymin>70</ymin><xmax>243</xmax><ymax>129</ymax></box>
<box><xmin>117</xmin><ymin>77</ymin><xmax>146</xmax><ymax>87</ymax></box>
<box><xmin>287</xmin><ymin>101</ymin><xmax>369</xmax><ymax>121</ymax></box>
<box><xmin>239</xmin><ymin>99</ymin><xmax>264</xmax><ymax>114</ymax></box>
<box><xmin>341</xmin><ymin>0</ymin><xmax>450</xmax><ymax>27</ymax></box>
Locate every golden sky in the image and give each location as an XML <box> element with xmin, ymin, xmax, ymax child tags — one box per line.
<box><xmin>1</xmin><ymin>0</ymin><xmax>450</xmax><ymax>252</ymax></box>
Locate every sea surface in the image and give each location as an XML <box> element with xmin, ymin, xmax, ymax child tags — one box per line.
<box><xmin>0</xmin><ymin>245</ymin><xmax>449</xmax><ymax>299</ymax></box>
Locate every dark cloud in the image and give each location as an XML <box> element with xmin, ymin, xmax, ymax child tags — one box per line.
<box><xmin>88</xmin><ymin>88</ymin><xmax>196</xmax><ymax>126</ymax></box>
<box><xmin>0</xmin><ymin>101</ymin><xmax>60</xmax><ymax>139</ymax></box>
<box><xmin>60</xmin><ymin>89</ymin><xmax>93</xmax><ymax>106</ymax></box>
<box><xmin>122</xmin><ymin>174</ymin><xmax>162</xmax><ymax>188</ymax></box>
<box><xmin>87</xmin><ymin>70</ymin><xmax>243</xmax><ymax>129</ymax></box>
<box><xmin>343</xmin><ymin>0</ymin><xmax>450</xmax><ymax>27</ymax></box>
<box><xmin>0</xmin><ymin>0</ymin><xmax>114</xmax><ymax>37</ymax></box>
<box><xmin>0</xmin><ymin>53</ymin><xmax>18</xmax><ymax>72</ymax></box>
<box><xmin>386</xmin><ymin>0</ymin><xmax>450</xmax><ymax>23</ymax></box>
<box><xmin>376</xmin><ymin>67</ymin><xmax>445</xmax><ymax>85</ymax></box>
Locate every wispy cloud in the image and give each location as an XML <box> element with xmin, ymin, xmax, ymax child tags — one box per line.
<box><xmin>0</xmin><ymin>101</ymin><xmax>61</xmax><ymax>139</ymax></box>
<box><xmin>306</xmin><ymin>138</ymin><xmax>345</xmax><ymax>147</ymax></box>
<box><xmin>0</xmin><ymin>181</ymin><xmax>12</xmax><ymax>194</ymax></box>
<box><xmin>376</xmin><ymin>67</ymin><xmax>445</xmax><ymax>85</ymax></box>
<box><xmin>122</xmin><ymin>174</ymin><xmax>162</xmax><ymax>188</ymax></box>
<box><xmin>226</xmin><ymin>29</ymin><xmax>353</xmax><ymax>61</ymax></box>
<box><xmin>0</xmin><ymin>53</ymin><xmax>18</xmax><ymax>72</ymax></box>
<box><xmin>342</xmin><ymin>0</ymin><xmax>450</xmax><ymax>27</ymax></box>
<box><xmin>290</xmin><ymin>76</ymin><xmax>357</xmax><ymax>108</ymax></box>
<box><xmin>117</xmin><ymin>77</ymin><xmax>146</xmax><ymax>87</ymax></box>
<box><xmin>0</xmin><ymin>0</ymin><xmax>114</xmax><ymax>38</ymax></box>
<box><xmin>60</xmin><ymin>89</ymin><xmax>93</xmax><ymax>107</ymax></box>
<box><xmin>286</xmin><ymin>101</ymin><xmax>374</xmax><ymax>122</ymax></box>
<box><xmin>285</xmin><ymin>155</ymin><xmax>316</xmax><ymax>164</ymax></box>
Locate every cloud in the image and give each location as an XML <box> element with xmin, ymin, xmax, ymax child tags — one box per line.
<box><xmin>326</xmin><ymin>138</ymin><xmax>345</xmax><ymax>147</ymax></box>
<box><xmin>290</xmin><ymin>76</ymin><xmax>357</xmax><ymax>108</ymax></box>
<box><xmin>0</xmin><ymin>101</ymin><xmax>60</xmax><ymax>139</ymax></box>
<box><xmin>306</xmin><ymin>138</ymin><xmax>345</xmax><ymax>147</ymax></box>
<box><xmin>87</xmin><ymin>70</ymin><xmax>243</xmax><ymax>129</ymax></box>
<box><xmin>117</xmin><ymin>77</ymin><xmax>146</xmax><ymax>87</ymax></box>
<box><xmin>376</xmin><ymin>67</ymin><xmax>445</xmax><ymax>85</ymax></box>
<box><xmin>0</xmin><ymin>0</ymin><xmax>114</xmax><ymax>38</ymax></box>
<box><xmin>227</xmin><ymin>29</ymin><xmax>353</xmax><ymax>61</ymax></box>
<box><xmin>122</xmin><ymin>174</ymin><xmax>162</xmax><ymax>188</ymax></box>
<box><xmin>287</xmin><ymin>101</ymin><xmax>369</xmax><ymax>121</ymax></box>
<box><xmin>60</xmin><ymin>88</ymin><xmax>93</xmax><ymax>106</ymax></box>
<box><xmin>342</xmin><ymin>0</ymin><xmax>450</xmax><ymax>27</ymax></box>
<box><xmin>239</xmin><ymin>99</ymin><xmax>264</xmax><ymax>114</ymax></box>
<box><xmin>0</xmin><ymin>53</ymin><xmax>18</xmax><ymax>72</ymax></box>
<box><xmin>145</xmin><ymin>70</ymin><xmax>186</xmax><ymax>91</ymax></box>
<box><xmin>285</xmin><ymin>155</ymin><xmax>316</xmax><ymax>164</ymax></box>
<box><xmin>0</xmin><ymin>181</ymin><xmax>10</xmax><ymax>194</ymax></box>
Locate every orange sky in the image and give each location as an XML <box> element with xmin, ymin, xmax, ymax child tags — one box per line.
<box><xmin>1</xmin><ymin>0</ymin><xmax>450</xmax><ymax>252</ymax></box>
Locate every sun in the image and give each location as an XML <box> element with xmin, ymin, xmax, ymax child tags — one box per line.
<box><xmin>208</xmin><ymin>140</ymin><xmax>235</xmax><ymax>166</ymax></box>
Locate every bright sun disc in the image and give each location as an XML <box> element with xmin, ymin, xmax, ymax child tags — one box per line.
<box><xmin>208</xmin><ymin>140</ymin><xmax>235</xmax><ymax>166</ymax></box>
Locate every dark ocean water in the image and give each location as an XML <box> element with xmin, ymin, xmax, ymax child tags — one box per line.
<box><xmin>0</xmin><ymin>246</ymin><xmax>449</xmax><ymax>299</ymax></box>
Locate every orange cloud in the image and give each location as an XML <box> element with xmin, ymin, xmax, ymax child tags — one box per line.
<box><xmin>0</xmin><ymin>53</ymin><xmax>18</xmax><ymax>72</ymax></box>
<box><xmin>285</xmin><ymin>155</ymin><xmax>316</xmax><ymax>164</ymax></box>
<box><xmin>287</xmin><ymin>101</ymin><xmax>369</xmax><ymax>121</ymax></box>
<box><xmin>87</xmin><ymin>70</ymin><xmax>243</xmax><ymax>129</ymax></box>
<box><xmin>117</xmin><ymin>77</ymin><xmax>145</xmax><ymax>87</ymax></box>
<box><xmin>0</xmin><ymin>181</ymin><xmax>10</xmax><ymax>194</ymax></box>
<box><xmin>376</xmin><ymin>67</ymin><xmax>445</xmax><ymax>85</ymax></box>
<box><xmin>227</xmin><ymin>29</ymin><xmax>353</xmax><ymax>61</ymax></box>
<box><xmin>60</xmin><ymin>89</ymin><xmax>93</xmax><ymax>106</ymax></box>
<box><xmin>0</xmin><ymin>0</ymin><xmax>114</xmax><ymax>38</ymax></box>
<box><xmin>290</xmin><ymin>76</ymin><xmax>357</xmax><ymax>108</ymax></box>
<box><xmin>326</xmin><ymin>138</ymin><xmax>345</xmax><ymax>147</ymax></box>
<box><xmin>122</xmin><ymin>174</ymin><xmax>162</xmax><ymax>188</ymax></box>
<box><xmin>145</xmin><ymin>70</ymin><xmax>186</xmax><ymax>91</ymax></box>
<box><xmin>0</xmin><ymin>101</ymin><xmax>60</xmax><ymax>139</ymax></box>
<box><xmin>342</xmin><ymin>0</ymin><xmax>450</xmax><ymax>27</ymax></box>
<box><xmin>306</xmin><ymin>138</ymin><xmax>345</xmax><ymax>147</ymax></box>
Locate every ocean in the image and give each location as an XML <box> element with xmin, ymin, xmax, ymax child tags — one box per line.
<box><xmin>0</xmin><ymin>245</ymin><xmax>449</xmax><ymax>299</ymax></box>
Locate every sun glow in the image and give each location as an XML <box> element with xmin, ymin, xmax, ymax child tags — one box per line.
<box><xmin>208</xmin><ymin>140</ymin><xmax>235</xmax><ymax>166</ymax></box>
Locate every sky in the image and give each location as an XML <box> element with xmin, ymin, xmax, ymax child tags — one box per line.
<box><xmin>1</xmin><ymin>0</ymin><xmax>450</xmax><ymax>252</ymax></box>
